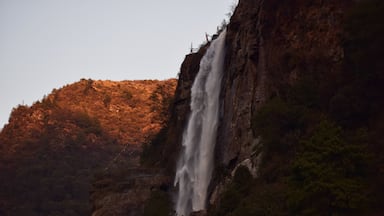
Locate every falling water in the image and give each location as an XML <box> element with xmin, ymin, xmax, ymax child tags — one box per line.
<box><xmin>174</xmin><ymin>29</ymin><xmax>226</xmax><ymax>216</ymax></box>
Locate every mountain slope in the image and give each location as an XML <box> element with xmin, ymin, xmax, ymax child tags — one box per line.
<box><xmin>0</xmin><ymin>78</ymin><xmax>176</xmax><ymax>215</ymax></box>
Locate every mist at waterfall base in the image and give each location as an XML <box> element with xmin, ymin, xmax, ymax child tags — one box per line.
<box><xmin>174</xmin><ymin>30</ymin><xmax>226</xmax><ymax>216</ymax></box>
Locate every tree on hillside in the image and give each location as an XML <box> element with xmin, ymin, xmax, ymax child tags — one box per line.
<box><xmin>289</xmin><ymin>120</ymin><xmax>370</xmax><ymax>215</ymax></box>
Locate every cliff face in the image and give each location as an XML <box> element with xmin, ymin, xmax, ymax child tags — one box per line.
<box><xmin>166</xmin><ymin>0</ymin><xmax>357</xmax><ymax>212</ymax></box>
<box><xmin>162</xmin><ymin>0</ymin><xmax>351</xmax><ymax>186</ymax></box>
<box><xmin>212</xmin><ymin>0</ymin><xmax>384</xmax><ymax>215</ymax></box>
<box><xmin>217</xmin><ymin>0</ymin><xmax>350</xmax><ymax>173</ymax></box>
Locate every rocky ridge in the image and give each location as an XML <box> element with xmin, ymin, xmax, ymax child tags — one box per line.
<box><xmin>0</xmin><ymin>78</ymin><xmax>176</xmax><ymax>215</ymax></box>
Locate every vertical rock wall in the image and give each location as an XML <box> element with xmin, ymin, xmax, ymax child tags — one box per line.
<box><xmin>217</xmin><ymin>0</ymin><xmax>265</xmax><ymax>173</ymax></box>
<box><xmin>216</xmin><ymin>0</ymin><xmax>351</xmax><ymax>172</ymax></box>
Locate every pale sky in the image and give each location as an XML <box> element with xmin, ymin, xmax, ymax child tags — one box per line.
<box><xmin>0</xmin><ymin>0</ymin><xmax>237</xmax><ymax>128</ymax></box>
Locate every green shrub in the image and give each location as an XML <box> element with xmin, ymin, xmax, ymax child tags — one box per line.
<box><xmin>288</xmin><ymin>119</ymin><xmax>370</xmax><ymax>215</ymax></box>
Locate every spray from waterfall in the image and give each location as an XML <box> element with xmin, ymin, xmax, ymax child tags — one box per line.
<box><xmin>174</xmin><ymin>29</ymin><xmax>226</xmax><ymax>216</ymax></box>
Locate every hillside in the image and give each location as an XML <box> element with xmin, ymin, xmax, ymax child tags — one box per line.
<box><xmin>0</xmin><ymin>78</ymin><xmax>176</xmax><ymax>215</ymax></box>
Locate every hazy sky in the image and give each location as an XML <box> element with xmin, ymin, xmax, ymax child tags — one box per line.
<box><xmin>0</xmin><ymin>0</ymin><xmax>237</xmax><ymax>128</ymax></box>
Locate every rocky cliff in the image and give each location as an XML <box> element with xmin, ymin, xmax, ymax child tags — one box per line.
<box><xmin>161</xmin><ymin>0</ymin><xmax>352</xmax><ymax>200</ymax></box>
<box><xmin>144</xmin><ymin>0</ymin><xmax>384</xmax><ymax>215</ymax></box>
<box><xmin>217</xmin><ymin>0</ymin><xmax>350</xmax><ymax>176</ymax></box>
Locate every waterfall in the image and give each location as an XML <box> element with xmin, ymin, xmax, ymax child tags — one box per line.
<box><xmin>174</xmin><ymin>29</ymin><xmax>226</xmax><ymax>216</ymax></box>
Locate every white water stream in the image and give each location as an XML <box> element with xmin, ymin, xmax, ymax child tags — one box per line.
<box><xmin>174</xmin><ymin>29</ymin><xmax>226</xmax><ymax>216</ymax></box>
